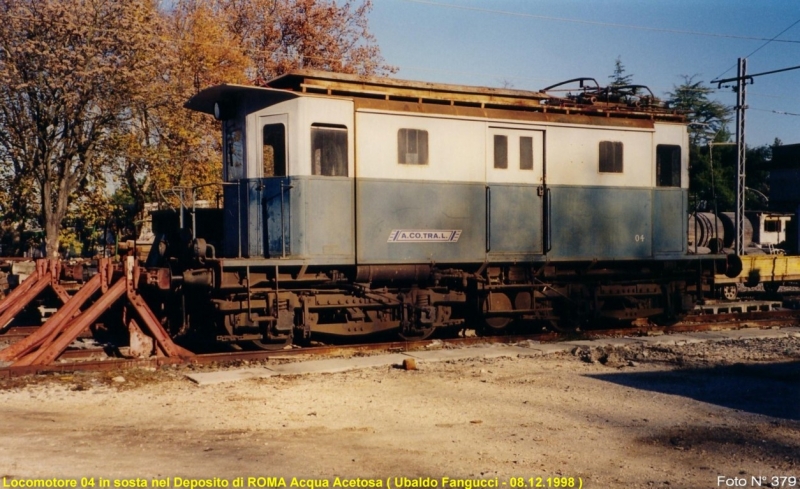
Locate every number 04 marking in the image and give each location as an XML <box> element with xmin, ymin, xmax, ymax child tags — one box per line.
<box><xmin>635</xmin><ymin>234</ymin><xmax>645</xmax><ymax>242</ymax></box>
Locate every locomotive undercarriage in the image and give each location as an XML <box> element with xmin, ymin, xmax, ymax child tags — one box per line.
<box><xmin>210</xmin><ymin>286</ymin><xmax>467</xmax><ymax>348</ymax></box>
<box><xmin>172</xmin><ymin>260</ymin><xmax>702</xmax><ymax>349</ymax></box>
<box><xmin>477</xmin><ymin>264</ymin><xmax>693</xmax><ymax>333</ymax></box>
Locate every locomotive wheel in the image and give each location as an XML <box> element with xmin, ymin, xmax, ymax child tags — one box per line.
<box><xmin>481</xmin><ymin>292</ymin><xmax>512</xmax><ymax>332</ymax></box>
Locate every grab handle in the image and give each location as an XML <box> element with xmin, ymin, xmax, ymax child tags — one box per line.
<box><xmin>545</xmin><ymin>188</ymin><xmax>552</xmax><ymax>253</ymax></box>
<box><xmin>485</xmin><ymin>186</ymin><xmax>491</xmax><ymax>252</ymax></box>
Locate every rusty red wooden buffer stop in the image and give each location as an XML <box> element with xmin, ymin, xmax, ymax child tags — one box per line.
<box><xmin>0</xmin><ymin>257</ymin><xmax>193</xmax><ymax>367</ymax></box>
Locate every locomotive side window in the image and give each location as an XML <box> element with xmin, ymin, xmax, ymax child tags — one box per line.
<box><xmin>311</xmin><ymin>124</ymin><xmax>348</xmax><ymax>176</ymax></box>
<box><xmin>599</xmin><ymin>141</ymin><xmax>623</xmax><ymax>173</ymax></box>
<box><xmin>398</xmin><ymin>129</ymin><xmax>428</xmax><ymax>165</ymax></box>
<box><xmin>224</xmin><ymin>119</ymin><xmax>243</xmax><ymax>180</ymax></box>
<box><xmin>494</xmin><ymin>135</ymin><xmax>508</xmax><ymax>169</ymax></box>
<box><xmin>656</xmin><ymin>144</ymin><xmax>681</xmax><ymax>187</ymax></box>
<box><xmin>520</xmin><ymin>136</ymin><xmax>533</xmax><ymax>170</ymax></box>
<box><xmin>262</xmin><ymin>123</ymin><xmax>286</xmax><ymax>177</ymax></box>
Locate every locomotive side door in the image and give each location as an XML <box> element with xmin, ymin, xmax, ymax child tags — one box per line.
<box><xmin>258</xmin><ymin>114</ymin><xmax>289</xmax><ymax>257</ymax></box>
<box><xmin>485</xmin><ymin>126</ymin><xmax>545</xmax><ymax>258</ymax></box>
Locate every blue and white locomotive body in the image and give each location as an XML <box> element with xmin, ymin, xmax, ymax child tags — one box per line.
<box><xmin>210</xmin><ymin>91</ymin><xmax>356</xmax><ymax>263</ymax></box>
<box><xmin>182</xmin><ymin>71</ymin><xmax>696</xmax><ymax>346</ymax></box>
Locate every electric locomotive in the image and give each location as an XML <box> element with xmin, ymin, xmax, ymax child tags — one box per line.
<box><xmin>160</xmin><ymin>71</ymin><xmax>714</xmax><ymax>349</ymax></box>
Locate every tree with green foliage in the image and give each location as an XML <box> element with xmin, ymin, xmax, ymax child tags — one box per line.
<box><xmin>664</xmin><ymin>75</ymin><xmax>734</xmax><ymax>212</ymax></box>
<box><xmin>609</xmin><ymin>56</ymin><xmax>634</xmax><ymax>87</ymax></box>
<box><xmin>667</xmin><ymin>75</ymin><xmax>773</xmax><ymax>213</ymax></box>
<box><xmin>689</xmin><ymin>142</ymin><xmax>772</xmax><ymax>213</ymax></box>
<box><xmin>666</xmin><ymin>75</ymin><xmax>732</xmax><ymax>146</ymax></box>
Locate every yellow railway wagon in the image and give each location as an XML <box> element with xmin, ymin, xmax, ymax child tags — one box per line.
<box><xmin>715</xmin><ymin>254</ymin><xmax>800</xmax><ymax>288</ymax></box>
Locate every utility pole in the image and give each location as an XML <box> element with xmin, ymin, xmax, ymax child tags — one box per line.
<box><xmin>712</xmin><ymin>61</ymin><xmax>800</xmax><ymax>255</ymax></box>
<box><xmin>734</xmin><ymin>58</ymin><xmax>747</xmax><ymax>255</ymax></box>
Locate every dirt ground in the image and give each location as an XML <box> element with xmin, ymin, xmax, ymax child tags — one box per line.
<box><xmin>1</xmin><ymin>336</ymin><xmax>799</xmax><ymax>489</ymax></box>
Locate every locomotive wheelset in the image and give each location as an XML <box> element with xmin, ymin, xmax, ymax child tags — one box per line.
<box><xmin>154</xmin><ymin>71</ymin><xmax>734</xmax><ymax>349</ymax></box>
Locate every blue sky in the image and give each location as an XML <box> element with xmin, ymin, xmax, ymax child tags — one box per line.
<box><xmin>367</xmin><ymin>0</ymin><xmax>800</xmax><ymax>147</ymax></box>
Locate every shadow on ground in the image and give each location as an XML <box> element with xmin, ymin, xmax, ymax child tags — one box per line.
<box><xmin>588</xmin><ymin>360</ymin><xmax>800</xmax><ymax>420</ymax></box>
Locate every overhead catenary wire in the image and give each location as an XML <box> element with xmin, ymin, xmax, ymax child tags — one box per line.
<box><xmin>3</xmin><ymin>0</ymin><xmax>795</xmax><ymax>121</ymax></box>
<box><xmin>0</xmin><ymin>8</ymin><xmax>746</xmax><ymax>98</ymax></box>
<box><xmin>400</xmin><ymin>0</ymin><xmax>800</xmax><ymax>101</ymax></box>
<box><xmin>750</xmin><ymin>108</ymin><xmax>800</xmax><ymax>117</ymax></box>
<box><xmin>714</xmin><ymin>17</ymin><xmax>800</xmax><ymax>80</ymax></box>
<box><xmin>401</xmin><ymin>0</ymin><xmax>800</xmax><ymax>44</ymax></box>
<box><xmin>2</xmin><ymin>9</ymin><xmax>733</xmax><ymax>98</ymax></box>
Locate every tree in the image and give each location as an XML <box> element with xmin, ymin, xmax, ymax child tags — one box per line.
<box><xmin>666</xmin><ymin>75</ymin><xmax>732</xmax><ymax>147</ymax></box>
<box><xmin>218</xmin><ymin>0</ymin><xmax>395</xmax><ymax>85</ymax></box>
<box><xmin>0</xmin><ymin>0</ymin><xmax>169</xmax><ymax>257</ymax></box>
<box><xmin>109</xmin><ymin>0</ymin><xmax>252</xmax><ymax>223</ymax></box>
<box><xmin>112</xmin><ymin>0</ymin><xmax>396</xmax><ymax>230</ymax></box>
<box><xmin>0</xmin><ymin>156</ymin><xmax>36</xmax><ymax>255</ymax></box>
<box><xmin>686</xmin><ymin>141</ymin><xmax>775</xmax><ymax>215</ymax></box>
<box><xmin>665</xmin><ymin>75</ymin><xmax>738</xmax><ymax>212</ymax></box>
<box><xmin>608</xmin><ymin>56</ymin><xmax>634</xmax><ymax>87</ymax></box>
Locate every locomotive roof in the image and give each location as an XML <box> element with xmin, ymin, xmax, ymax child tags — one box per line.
<box><xmin>184</xmin><ymin>84</ymin><xmax>300</xmax><ymax>115</ymax></box>
<box><xmin>186</xmin><ymin>70</ymin><xmax>685</xmax><ymax>123</ymax></box>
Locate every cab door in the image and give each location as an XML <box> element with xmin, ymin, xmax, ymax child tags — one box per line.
<box><xmin>485</xmin><ymin>126</ymin><xmax>546</xmax><ymax>258</ymax></box>
<box><xmin>259</xmin><ymin>114</ymin><xmax>289</xmax><ymax>257</ymax></box>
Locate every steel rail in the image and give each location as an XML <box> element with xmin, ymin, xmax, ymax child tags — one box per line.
<box><xmin>1</xmin><ymin>311</ymin><xmax>798</xmax><ymax>378</ymax></box>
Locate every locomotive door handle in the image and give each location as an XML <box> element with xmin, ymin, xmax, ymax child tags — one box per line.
<box><xmin>545</xmin><ymin>188</ymin><xmax>552</xmax><ymax>253</ymax></box>
<box><xmin>485</xmin><ymin>186</ymin><xmax>491</xmax><ymax>252</ymax></box>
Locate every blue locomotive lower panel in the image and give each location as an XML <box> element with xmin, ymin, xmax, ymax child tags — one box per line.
<box><xmin>652</xmin><ymin>188</ymin><xmax>687</xmax><ymax>256</ymax></box>
<box><xmin>356</xmin><ymin>178</ymin><xmax>486</xmax><ymax>264</ymax></box>
<box><xmin>355</xmin><ymin>180</ymin><xmax>686</xmax><ymax>264</ymax></box>
<box><xmin>292</xmin><ymin>176</ymin><xmax>354</xmax><ymax>260</ymax></box>
<box><xmin>546</xmin><ymin>185</ymin><xmax>687</xmax><ymax>260</ymax></box>
<box><xmin>224</xmin><ymin>176</ymin><xmax>354</xmax><ymax>260</ymax></box>
<box><xmin>223</xmin><ymin>177</ymin><xmax>687</xmax><ymax>264</ymax></box>
<box><xmin>547</xmin><ymin>185</ymin><xmax>653</xmax><ymax>260</ymax></box>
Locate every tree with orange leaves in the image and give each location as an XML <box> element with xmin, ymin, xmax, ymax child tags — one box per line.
<box><xmin>218</xmin><ymin>0</ymin><xmax>395</xmax><ymax>84</ymax></box>
<box><xmin>0</xmin><ymin>0</ymin><xmax>170</xmax><ymax>257</ymax></box>
<box><xmin>115</xmin><ymin>0</ymin><xmax>394</xmax><ymax>226</ymax></box>
<box><xmin>0</xmin><ymin>0</ymin><xmax>393</xmax><ymax>256</ymax></box>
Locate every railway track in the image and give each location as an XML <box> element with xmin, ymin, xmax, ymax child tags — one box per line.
<box><xmin>1</xmin><ymin>307</ymin><xmax>798</xmax><ymax>379</ymax></box>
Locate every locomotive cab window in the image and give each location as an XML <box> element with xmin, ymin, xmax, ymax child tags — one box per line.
<box><xmin>263</xmin><ymin>123</ymin><xmax>286</xmax><ymax>177</ymax></box>
<box><xmin>224</xmin><ymin>119</ymin><xmax>244</xmax><ymax>181</ymax></box>
<box><xmin>656</xmin><ymin>144</ymin><xmax>681</xmax><ymax>187</ymax></box>
<box><xmin>311</xmin><ymin>124</ymin><xmax>348</xmax><ymax>176</ymax></box>
<box><xmin>398</xmin><ymin>129</ymin><xmax>428</xmax><ymax>165</ymax></box>
<box><xmin>494</xmin><ymin>135</ymin><xmax>508</xmax><ymax>169</ymax></box>
<box><xmin>599</xmin><ymin>141</ymin><xmax>623</xmax><ymax>173</ymax></box>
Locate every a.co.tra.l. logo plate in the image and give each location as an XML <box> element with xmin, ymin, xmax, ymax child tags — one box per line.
<box><xmin>387</xmin><ymin>230</ymin><xmax>462</xmax><ymax>243</ymax></box>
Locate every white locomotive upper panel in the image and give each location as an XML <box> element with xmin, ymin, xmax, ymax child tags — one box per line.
<box><xmin>186</xmin><ymin>70</ymin><xmax>688</xmax><ymax>189</ymax></box>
